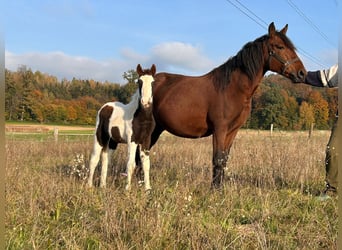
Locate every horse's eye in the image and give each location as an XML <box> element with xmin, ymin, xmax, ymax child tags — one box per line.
<box><xmin>276</xmin><ymin>45</ymin><xmax>284</xmax><ymax>50</ymax></box>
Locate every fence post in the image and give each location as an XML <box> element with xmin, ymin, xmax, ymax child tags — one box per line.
<box><xmin>54</xmin><ymin>127</ymin><xmax>58</xmax><ymax>142</ymax></box>
<box><xmin>270</xmin><ymin>123</ymin><xmax>273</xmax><ymax>136</ymax></box>
<box><xmin>308</xmin><ymin>123</ymin><xmax>314</xmax><ymax>138</ymax></box>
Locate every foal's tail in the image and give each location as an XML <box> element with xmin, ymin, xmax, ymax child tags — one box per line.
<box><xmin>95</xmin><ymin>105</ymin><xmax>112</xmax><ymax>148</ymax></box>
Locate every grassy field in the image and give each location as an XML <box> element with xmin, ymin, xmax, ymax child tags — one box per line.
<box><xmin>5</xmin><ymin>129</ymin><xmax>337</xmax><ymax>249</ymax></box>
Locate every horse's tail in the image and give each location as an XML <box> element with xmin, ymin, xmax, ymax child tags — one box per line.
<box><xmin>96</xmin><ymin>105</ymin><xmax>113</xmax><ymax>148</ymax></box>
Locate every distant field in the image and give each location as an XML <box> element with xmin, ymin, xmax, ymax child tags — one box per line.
<box><xmin>5</xmin><ymin>123</ymin><xmax>94</xmax><ymax>132</ymax></box>
<box><xmin>5</xmin><ymin>129</ymin><xmax>337</xmax><ymax>249</ymax></box>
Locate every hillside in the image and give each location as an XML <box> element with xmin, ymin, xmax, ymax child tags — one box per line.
<box><xmin>5</xmin><ymin>68</ymin><xmax>337</xmax><ymax>130</ymax></box>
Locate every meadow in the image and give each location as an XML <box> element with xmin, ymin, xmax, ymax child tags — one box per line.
<box><xmin>5</xmin><ymin>129</ymin><xmax>337</xmax><ymax>249</ymax></box>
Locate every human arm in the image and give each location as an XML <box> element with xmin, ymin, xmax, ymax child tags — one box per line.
<box><xmin>304</xmin><ymin>64</ymin><xmax>338</xmax><ymax>88</ymax></box>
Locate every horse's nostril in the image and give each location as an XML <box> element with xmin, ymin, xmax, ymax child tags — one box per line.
<box><xmin>298</xmin><ymin>69</ymin><xmax>306</xmax><ymax>81</ymax></box>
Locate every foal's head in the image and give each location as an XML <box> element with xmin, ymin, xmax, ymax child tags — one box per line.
<box><xmin>136</xmin><ymin>64</ymin><xmax>156</xmax><ymax>108</ymax></box>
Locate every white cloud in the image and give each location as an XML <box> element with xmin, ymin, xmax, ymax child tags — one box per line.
<box><xmin>5</xmin><ymin>42</ymin><xmax>216</xmax><ymax>83</ymax></box>
<box><xmin>150</xmin><ymin>42</ymin><xmax>215</xmax><ymax>74</ymax></box>
<box><xmin>6</xmin><ymin>50</ymin><xmax>134</xmax><ymax>83</ymax></box>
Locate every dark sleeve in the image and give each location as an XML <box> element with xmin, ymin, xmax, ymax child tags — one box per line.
<box><xmin>304</xmin><ymin>71</ymin><xmax>324</xmax><ymax>87</ymax></box>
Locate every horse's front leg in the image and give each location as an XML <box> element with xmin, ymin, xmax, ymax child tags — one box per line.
<box><xmin>212</xmin><ymin>150</ymin><xmax>229</xmax><ymax>188</ymax></box>
<box><xmin>134</xmin><ymin>146</ymin><xmax>144</xmax><ymax>184</ymax></box>
<box><xmin>212</xmin><ymin>131</ymin><xmax>231</xmax><ymax>189</ymax></box>
<box><xmin>140</xmin><ymin>147</ymin><xmax>152</xmax><ymax>191</ymax></box>
<box><xmin>126</xmin><ymin>142</ymin><xmax>138</xmax><ymax>191</ymax></box>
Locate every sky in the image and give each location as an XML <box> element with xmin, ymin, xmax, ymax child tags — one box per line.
<box><xmin>3</xmin><ymin>0</ymin><xmax>339</xmax><ymax>84</ymax></box>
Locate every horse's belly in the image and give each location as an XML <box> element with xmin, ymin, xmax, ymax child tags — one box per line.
<box><xmin>156</xmin><ymin>108</ymin><xmax>210</xmax><ymax>138</ymax></box>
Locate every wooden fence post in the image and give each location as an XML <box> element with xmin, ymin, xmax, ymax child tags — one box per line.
<box><xmin>54</xmin><ymin>127</ymin><xmax>58</xmax><ymax>142</ymax></box>
<box><xmin>308</xmin><ymin>123</ymin><xmax>314</xmax><ymax>138</ymax></box>
<box><xmin>270</xmin><ymin>123</ymin><xmax>273</xmax><ymax>136</ymax></box>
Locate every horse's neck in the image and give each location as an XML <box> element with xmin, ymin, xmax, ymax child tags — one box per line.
<box><xmin>125</xmin><ymin>90</ymin><xmax>141</xmax><ymax>113</ymax></box>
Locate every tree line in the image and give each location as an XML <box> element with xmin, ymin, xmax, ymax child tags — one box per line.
<box><xmin>5</xmin><ymin>66</ymin><xmax>337</xmax><ymax>130</ymax></box>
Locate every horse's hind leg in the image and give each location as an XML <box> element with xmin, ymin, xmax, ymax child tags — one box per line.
<box><xmin>100</xmin><ymin>148</ymin><xmax>110</xmax><ymax>188</ymax></box>
<box><xmin>87</xmin><ymin>141</ymin><xmax>102</xmax><ymax>187</ymax></box>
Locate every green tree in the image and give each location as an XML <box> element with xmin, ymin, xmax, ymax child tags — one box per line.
<box><xmin>123</xmin><ymin>69</ymin><xmax>138</xmax><ymax>83</ymax></box>
<box><xmin>253</xmin><ymin>85</ymin><xmax>288</xmax><ymax>129</ymax></box>
<box><xmin>5</xmin><ymin>69</ymin><xmax>18</xmax><ymax>120</ymax></box>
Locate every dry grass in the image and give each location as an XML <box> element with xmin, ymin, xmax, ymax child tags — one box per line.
<box><xmin>5</xmin><ymin>130</ymin><xmax>337</xmax><ymax>249</ymax></box>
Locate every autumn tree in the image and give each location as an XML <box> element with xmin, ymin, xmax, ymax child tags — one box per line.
<box><xmin>307</xmin><ymin>90</ymin><xmax>329</xmax><ymax>129</ymax></box>
<box><xmin>5</xmin><ymin>66</ymin><xmax>336</xmax><ymax>129</ymax></box>
<box><xmin>298</xmin><ymin>101</ymin><xmax>315</xmax><ymax>130</ymax></box>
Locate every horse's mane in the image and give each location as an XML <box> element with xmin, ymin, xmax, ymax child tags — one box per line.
<box><xmin>210</xmin><ymin>32</ymin><xmax>295</xmax><ymax>90</ymax></box>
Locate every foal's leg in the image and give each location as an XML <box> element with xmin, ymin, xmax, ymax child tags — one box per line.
<box><xmin>87</xmin><ymin>141</ymin><xmax>102</xmax><ymax>187</ymax></box>
<box><xmin>140</xmin><ymin>148</ymin><xmax>152</xmax><ymax>191</ymax></box>
<box><xmin>135</xmin><ymin>126</ymin><xmax>163</xmax><ymax>180</ymax></box>
<box><xmin>100</xmin><ymin>148</ymin><xmax>110</xmax><ymax>188</ymax></box>
<box><xmin>126</xmin><ymin>142</ymin><xmax>138</xmax><ymax>191</ymax></box>
<box><xmin>134</xmin><ymin>146</ymin><xmax>144</xmax><ymax>183</ymax></box>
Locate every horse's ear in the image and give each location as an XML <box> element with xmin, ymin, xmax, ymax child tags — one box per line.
<box><xmin>280</xmin><ymin>24</ymin><xmax>288</xmax><ymax>35</ymax></box>
<box><xmin>268</xmin><ymin>22</ymin><xmax>276</xmax><ymax>37</ymax></box>
<box><xmin>151</xmin><ymin>64</ymin><xmax>156</xmax><ymax>76</ymax></box>
<box><xmin>136</xmin><ymin>64</ymin><xmax>143</xmax><ymax>76</ymax></box>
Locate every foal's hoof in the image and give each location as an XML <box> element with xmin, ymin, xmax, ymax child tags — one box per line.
<box><xmin>145</xmin><ymin>189</ymin><xmax>153</xmax><ymax>204</ymax></box>
<box><xmin>211</xmin><ymin>182</ymin><xmax>223</xmax><ymax>191</ymax></box>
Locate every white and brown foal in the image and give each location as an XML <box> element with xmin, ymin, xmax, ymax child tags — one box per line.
<box><xmin>87</xmin><ymin>64</ymin><xmax>156</xmax><ymax>190</ymax></box>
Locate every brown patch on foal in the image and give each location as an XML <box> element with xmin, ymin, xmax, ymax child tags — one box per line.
<box><xmin>131</xmin><ymin>106</ymin><xmax>155</xmax><ymax>150</ymax></box>
<box><xmin>96</xmin><ymin>105</ymin><xmax>113</xmax><ymax>147</ymax></box>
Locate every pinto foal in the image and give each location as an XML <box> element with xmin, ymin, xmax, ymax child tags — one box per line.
<box><xmin>87</xmin><ymin>64</ymin><xmax>156</xmax><ymax>190</ymax></box>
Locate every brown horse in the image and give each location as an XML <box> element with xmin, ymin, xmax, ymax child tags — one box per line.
<box><xmin>139</xmin><ymin>22</ymin><xmax>306</xmax><ymax>188</ymax></box>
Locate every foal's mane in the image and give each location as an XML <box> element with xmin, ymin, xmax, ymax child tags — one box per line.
<box><xmin>210</xmin><ymin>32</ymin><xmax>295</xmax><ymax>90</ymax></box>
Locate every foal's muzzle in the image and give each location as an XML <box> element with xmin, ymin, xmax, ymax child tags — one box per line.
<box><xmin>141</xmin><ymin>98</ymin><xmax>153</xmax><ymax>108</ymax></box>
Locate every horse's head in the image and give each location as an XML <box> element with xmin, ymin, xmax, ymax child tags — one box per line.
<box><xmin>266</xmin><ymin>22</ymin><xmax>306</xmax><ymax>83</ymax></box>
<box><xmin>136</xmin><ymin>64</ymin><xmax>156</xmax><ymax>108</ymax></box>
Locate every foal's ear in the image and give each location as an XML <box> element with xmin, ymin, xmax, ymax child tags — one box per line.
<box><xmin>136</xmin><ymin>64</ymin><xmax>143</xmax><ymax>76</ymax></box>
<box><xmin>268</xmin><ymin>22</ymin><xmax>276</xmax><ymax>37</ymax></box>
<box><xmin>151</xmin><ymin>64</ymin><xmax>156</xmax><ymax>76</ymax></box>
<box><xmin>280</xmin><ymin>24</ymin><xmax>288</xmax><ymax>35</ymax></box>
